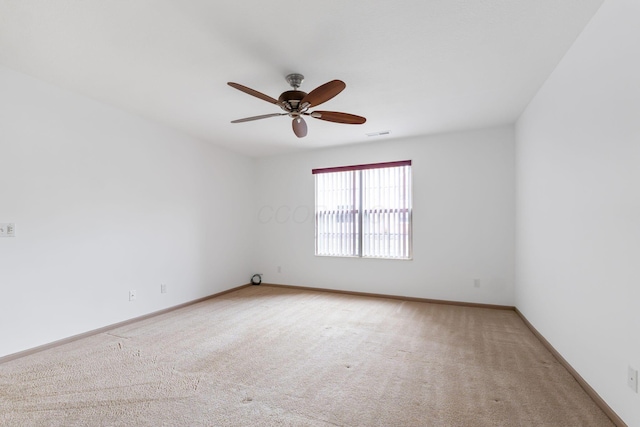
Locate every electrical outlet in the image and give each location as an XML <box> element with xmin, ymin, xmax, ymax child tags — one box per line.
<box><xmin>277</xmin><ymin>266</ymin><xmax>282</xmax><ymax>273</ymax></box>
<box><xmin>160</xmin><ymin>284</ymin><xmax>167</xmax><ymax>294</ymax></box>
<box><xmin>474</xmin><ymin>279</ymin><xmax>480</xmax><ymax>288</ymax></box>
<box><xmin>129</xmin><ymin>290</ymin><xmax>137</xmax><ymax>301</ymax></box>
<box><xmin>629</xmin><ymin>366</ymin><xmax>638</xmax><ymax>393</ymax></box>
<box><xmin>0</xmin><ymin>223</ymin><xmax>15</xmax><ymax>237</ymax></box>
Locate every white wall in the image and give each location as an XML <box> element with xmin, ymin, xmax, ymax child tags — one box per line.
<box><xmin>0</xmin><ymin>65</ymin><xmax>255</xmax><ymax>358</ymax></box>
<box><xmin>254</xmin><ymin>126</ymin><xmax>515</xmax><ymax>305</ymax></box>
<box><xmin>515</xmin><ymin>0</ymin><xmax>640</xmax><ymax>424</ymax></box>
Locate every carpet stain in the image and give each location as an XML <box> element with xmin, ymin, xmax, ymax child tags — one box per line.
<box><xmin>105</xmin><ymin>332</ymin><xmax>130</xmax><ymax>340</ymax></box>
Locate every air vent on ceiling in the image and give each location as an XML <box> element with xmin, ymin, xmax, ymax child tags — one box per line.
<box><xmin>366</xmin><ymin>130</ymin><xmax>390</xmax><ymax>137</ymax></box>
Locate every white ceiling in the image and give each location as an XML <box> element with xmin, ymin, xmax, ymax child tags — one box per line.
<box><xmin>0</xmin><ymin>0</ymin><xmax>604</xmax><ymax>157</ymax></box>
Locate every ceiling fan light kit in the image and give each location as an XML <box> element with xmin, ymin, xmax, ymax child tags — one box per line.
<box><xmin>228</xmin><ymin>73</ymin><xmax>366</xmax><ymax>138</ymax></box>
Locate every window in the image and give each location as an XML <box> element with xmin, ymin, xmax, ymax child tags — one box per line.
<box><xmin>313</xmin><ymin>160</ymin><xmax>412</xmax><ymax>259</ymax></box>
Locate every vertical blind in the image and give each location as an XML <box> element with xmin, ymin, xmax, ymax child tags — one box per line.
<box><xmin>313</xmin><ymin>161</ymin><xmax>412</xmax><ymax>259</ymax></box>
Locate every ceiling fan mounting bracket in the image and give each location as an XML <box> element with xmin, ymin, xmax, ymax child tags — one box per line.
<box><xmin>285</xmin><ymin>73</ymin><xmax>304</xmax><ymax>90</ymax></box>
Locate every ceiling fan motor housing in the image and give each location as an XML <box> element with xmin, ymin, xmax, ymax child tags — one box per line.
<box><xmin>278</xmin><ymin>90</ymin><xmax>308</xmax><ymax>113</ymax></box>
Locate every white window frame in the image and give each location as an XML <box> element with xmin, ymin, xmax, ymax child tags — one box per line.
<box><xmin>313</xmin><ymin>160</ymin><xmax>412</xmax><ymax>259</ymax></box>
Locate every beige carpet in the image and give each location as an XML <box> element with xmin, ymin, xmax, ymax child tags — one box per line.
<box><xmin>0</xmin><ymin>285</ymin><xmax>615</xmax><ymax>426</ymax></box>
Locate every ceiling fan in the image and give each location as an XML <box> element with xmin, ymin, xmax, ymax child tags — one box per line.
<box><xmin>227</xmin><ymin>74</ymin><xmax>366</xmax><ymax>138</ymax></box>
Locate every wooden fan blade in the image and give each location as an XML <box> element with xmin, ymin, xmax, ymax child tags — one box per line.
<box><xmin>227</xmin><ymin>82</ymin><xmax>278</xmax><ymax>104</ymax></box>
<box><xmin>231</xmin><ymin>113</ymin><xmax>284</xmax><ymax>123</ymax></box>
<box><xmin>292</xmin><ymin>117</ymin><xmax>308</xmax><ymax>138</ymax></box>
<box><xmin>309</xmin><ymin>111</ymin><xmax>367</xmax><ymax>124</ymax></box>
<box><xmin>300</xmin><ymin>80</ymin><xmax>346</xmax><ymax>108</ymax></box>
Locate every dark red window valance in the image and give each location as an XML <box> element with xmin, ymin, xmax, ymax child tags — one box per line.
<box><xmin>312</xmin><ymin>160</ymin><xmax>411</xmax><ymax>175</ymax></box>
